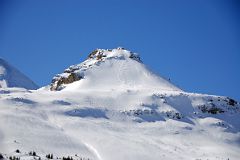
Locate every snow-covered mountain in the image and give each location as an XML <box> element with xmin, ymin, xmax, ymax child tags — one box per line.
<box><xmin>0</xmin><ymin>58</ymin><xmax>38</xmax><ymax>90</ymax></box>
<box><xmin>50</xmin><ymin>47</ymin><xmax>179</xmax><ymax>91</ymax></box>
<box><xmin>0</xmin><ymin>48</ymin><xmax>239</xmax><ymax>160</ymax></box>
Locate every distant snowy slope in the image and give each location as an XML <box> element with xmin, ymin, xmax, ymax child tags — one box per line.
<box><xmin>50</xmin><ymin>48</ymin><xmax>180</xmax><ymax>91</ymax></box>
<box><xmin>0</xmin><ymin>58</ymin><xmax>38</xmax><ymax>89</ymax></box>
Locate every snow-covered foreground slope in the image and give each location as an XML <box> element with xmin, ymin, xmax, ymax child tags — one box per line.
<box><xmin>0</xmin><ymin>88</ymin><xmax>239</xmax><ymax>160</ymax></box>
<box><xmin>0</xmin><ymin>48</ymin><xmax>239</xmax><ymax>160</ymax></box>
<box><xmin>0</xmin><ymin>58</ymin><xmax>38</xmax><ymax>90</ymax></box>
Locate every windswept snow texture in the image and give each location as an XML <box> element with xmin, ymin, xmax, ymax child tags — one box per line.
<box><xmin>0</xmin><ymin>48</ymin><xmax>240</xmax><ymax>160</ymax></box>
<box><xmin>0</xmin><ymin>58</ymin><xmax>38</xmax><ymax>90</ymax></box>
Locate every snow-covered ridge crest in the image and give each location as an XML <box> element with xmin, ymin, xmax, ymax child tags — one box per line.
<box><xmin>87</xmin><ymin>47</ymin><xmax>142</xmax><ymax>63</ymax></box>
<box><xmin>50</xmin><ymin>47</ymin><xmax>179</xmax><ymax>91</ymax></box>
<box><xmin>0</xmin><ymin>58</ymin><xmax>38</xmax><ymax>90</ymax></box>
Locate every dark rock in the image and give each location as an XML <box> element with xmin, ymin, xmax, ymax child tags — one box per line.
<box><xmin>208</xmin><ymin>107</ymin><xmax>224</xmax><ymax>114</ymax></box>
<box><xmin>129</xmin><ymin>53</ymin><xmax>142</xmax><ymax>62</ymax></box>
<box><xmin>198</xmin><ymin>104</ymin><xmax>225</xmax><ymax>114</ymax></box>
<box><xmin>50</xmin><ymin>73</ymin><xmax>82</xmax><ymax>91</ymax></box>
<box><xmin>88</xmin><ymin>49</ymin><xmax>98</xmax><ymax>58</ymax></box>
<box><xmin>227</xmin><ymin>98</ymin><xmax>237</xmax><ymax>106</ymax></box>
<box><xmin>0</xmin><ymin>153</ymin><xmax>3</xmax><ymax>159</ymax></box>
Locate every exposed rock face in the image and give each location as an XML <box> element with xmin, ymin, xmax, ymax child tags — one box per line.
<box><xmin>50</xmin><ymin>73</ymin><xmax>82</xmax><ymax>91</ymax></box>
<box><xmin>87</xmin><ymin>47</ymin><xmax>142</xmax><ymax>62</ymax></box>
<box><xmin>50</xmin><ymin>47</ymin><xmax>142</xmax><ymax>91</ymax></box>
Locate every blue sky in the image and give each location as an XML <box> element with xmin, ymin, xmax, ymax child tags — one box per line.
<box><xmin>0</xmin><ymin>0</ymin><xmax>239</xmax><ymax>100</ymax></box>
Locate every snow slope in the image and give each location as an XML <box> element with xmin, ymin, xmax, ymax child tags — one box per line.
<box><xmin>0</xmin><ymin>48</ymin><xmax>239</xmax><ymax>160</ymax></box>
<box><xmin>0</xmin><ymin>58</ymin><xmax>38</xmax><ymax>90</ymax></box>
<box><xmin>50</xmin><ymin>48</ymin><xmax>180</xmax><ymax>91</ymax></box>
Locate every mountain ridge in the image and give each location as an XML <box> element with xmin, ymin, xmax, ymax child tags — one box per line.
<box><xmin>0</xmin><ymin>58</ymin><xmax>38</xmax><ymax>90</ymax></box>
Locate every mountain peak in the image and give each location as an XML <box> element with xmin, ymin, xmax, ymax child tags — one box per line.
<box><xmin>87</xmin><ymin>47</ymin><xmax>141</xmax><ymax>63</ymax></box>
<box><xmin>50</xmin><ymin>48</ymin><xmax>179</xmax><ymax>91</ymax></box>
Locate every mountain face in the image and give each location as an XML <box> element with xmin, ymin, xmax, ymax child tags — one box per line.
<box><xmin>50</xmin><ymin>47</ymin><xmax>180</xmax><ymax>91</ymax></box>
<box><xmin>0</xmin><ymin>48</ymin><xmax>239</xmax><ymax>160</ymax></box>
<box><xmin>0</xmin><ymin>58</ymin><xmax>38</xmax><ymax>90</ymax></box>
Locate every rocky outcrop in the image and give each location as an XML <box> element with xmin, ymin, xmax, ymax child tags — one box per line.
<box><xmin>87</xmin><ymin>47</ymin><xmax>141</xmax><ymax>62</ymax></box>
<box><xmin>50</xmin><ymin>73</ymin><xmax>82</xmax><ymax>91</ymax></box>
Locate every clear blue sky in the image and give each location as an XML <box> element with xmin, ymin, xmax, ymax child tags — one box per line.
<box><xmin>0</xmin><ymin>0</ymin><xmax>239</xmax><ymax>100</ymax></box>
